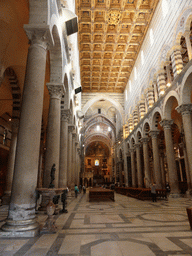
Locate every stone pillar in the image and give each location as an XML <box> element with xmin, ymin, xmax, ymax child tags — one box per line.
<box><xmin>59</xmin><ymin>109</ymin><xmax>70</xmax><ymax>188</ymax></box>
<box><xmin>139</xmin><ymin>99</ymin><xmax>146</xmax><ymax>120</ymax></box>
<box><xmin>141</xmin><ymin>137</ymin><xmax>150</xmax><ymax>188</ymax></box>
<box><xmin>135</xmin><ymin>143</ymin><xmax>143</xmax><ymax>188</ymax></box>
<box><xmin>77</xmin><ymin>147</ymin><xmax>81</xmax><ymax>185</ymax></box>
<box><xmin>160</xmin><ymin>119</ymin><xmax>179</xmax><ymax>195</ymax></box>
<box><xmin>165</xmin><ymin>62</ymin><xmax>172</xmax><ymax>86</ymax></box>
<box><xmin>184</xmin><ymin>31</ymin><xmax>192</xmax><ymax>61</ymax></box>
<box><xmin>123</xmin><ymin>140</ymin><xmax>128</xmax><ymax>187</ymax></box>
<box><xmin>37</xmin><ymin>140</ymin><xmax>44</xmax><ymax>189</ymax></box>
<box><xmin>177</xmin><ymin>104</ymin><xmax>192</xmax><ymax>189</ymax></box>
<box><xmin>159</xmin><ymin>150</ymin><xmax>166</xmax><ymax>189</ymax></box>
<box><xmin>75</xmin><ymin>141</ymin><xmax>79</xmax><ymax>185</ymax></box>
<box><xmin>147</xmin><ymin>86</ymin><xmax>155</xmax><ymax>109</ymax></box>
<box><xmin>133</xmin><ymin>107</ymin><xmax>139</xmax><ymax>127</ymax></box>
<box><xmin>149</xmin><ymin>131</ymin><xmax>162</xmax><ymax>189</ymax></box>
<box><xmin>171</xmin><ymin>47</ymin><xmax>183</xmax><ymax>78</ymax></box>
<box><xmin>4</xmin><ymin>120</ymin><xmax>19</xmax><ymax>198</ymax></box>
<box><xmin>68</xmin><ymin>125</ymin><xmax>75</xmax><ymax>188</ymax></box>
<box><xmin>2</xmin><ymin>27</ymin><xmax>49</xmax><ymax>236</ymax></box>
<box><xmin>157</xmin><ymin>70</ymin><xmax>166</xmax><ymax>96</ymax></box>
<box><xmin>71</xmin><ymin>133</ymin><xmax>77</xmax><ymax>187</ymax></box>
<box><xmin>128</xmin><ymin>115</ymin><xmax>133</xmax><ymax>133</ymax></box>
<box><xmin>43</xmin><ymin>84</ymin><xmax>64</xmax><ymax>188</ymax></box>
<box><xmin>130</xmin><ymin>148</ymin><xmax>136</xmax><ymax>187</ymax></box>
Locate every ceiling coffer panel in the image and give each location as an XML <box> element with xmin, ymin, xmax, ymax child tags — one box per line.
<box><xmin>76</xmin><ymin>0</ymin><xmax>159</xmax><ymax>93</ymax></box>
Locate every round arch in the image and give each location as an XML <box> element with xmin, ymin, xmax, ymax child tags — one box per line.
<box><xmin>142</xmin><ymin>119</ymin><xmax>151</xmax><ymax>137</ymax></box>
<box><xmin>163</xmin><ymin>91</ymin><xmax>180</xmax><ymax>119</ymax></box>
<box><xmin>180</xmin><ymin>64</ymin><xmax>192</xmax><ymax>104</ymax></box>
<box><xmin>49</xmin><ymin>24</ymin><xmax>63</xmax><ymax>83</ymax></box>
<box><xmin>151</xmin><ymin>107</ymin><xmax>163</xmax><ymax>130</ymax></box>
<box><xmin>82</xmin><ymin>94</ymin><xmax>124</xmax><ymax>122</ymax></box>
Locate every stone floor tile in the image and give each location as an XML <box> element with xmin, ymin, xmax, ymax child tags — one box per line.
<box><xmin>180</xmin><ymin>238</ymin><xmax>192</xmax><ymax>248</ymax></box>
<box><xmin>91</xmin><ymin>241</ymin><xmax>123</xmax><ymax>256</ymax></box>
<box><xmin>117</xmin><ymin>241</ymin><xmax>156</xmax><ymax>256</ymax></box>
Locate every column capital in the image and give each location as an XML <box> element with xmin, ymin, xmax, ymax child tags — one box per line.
<box><xmin>68</xmin><ymin>125</ymin><xmax>75</xmax><ymax>133</ymax></box>
<box><xmin>141</xmin><ymin>137</ymin><xmax>149</xmax><ymax>144</ymax></box>
<box><xmin>176</xmin><ymin>104</ymin><xmax>192</xmax><ymax>116</ymax></box>
<box><xmin>130</xmin><ymin>148</ymin><xmax>135</xmax><ymax>153</ymax></box>
<box><xmin>77</xmin><ymin>147</ymin><xmax>81</xmax><ymax>155</ymax></box>
<box><xmin>135</xmin><ymin>143</ymin><xmax>141</xmax><ymax>148</ymax></box>
<box><xmin>72</xmin><ymin>133</ymin><xmax>77</xmax><ymax>140</ymax></box>
<box><xmin>61</xmin><ymin>109</ymin><xmax>71</xmax><ymax>122</ymax></box>
<box><xmin>47</xmin><ymin>83</ymin><xmax>64</xmax><ymax>100</ymax></box>
<box><xmin>23</xmin><ymin>24</ymin><xmax>53</xmax><ymax>50</ymax></box>
<box><xmin>160</xmin><ymin>119</ymin><xmax>173</xmax><ymax>129</ymax></box>
<box><xmin>149</xmin><ymin>130</ymin><xmax>159</xmax><ymax>138</ymax></box>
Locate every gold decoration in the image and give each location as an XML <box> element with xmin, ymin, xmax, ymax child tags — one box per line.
<box><xmin>108</xmin><ymin>10</ymin><xmax>121</xmax><ymax>25</ymax></box>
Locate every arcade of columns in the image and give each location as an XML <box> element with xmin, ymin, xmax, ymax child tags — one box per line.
<box><xmin>115</xmin><ymin>15</ymin><xmax>192</xmax><ymax>196</ymax></box>
<box><xmin>0</xmin><ymin>19</ymin><xmax>81</xmax><ymax>235</ymax></box>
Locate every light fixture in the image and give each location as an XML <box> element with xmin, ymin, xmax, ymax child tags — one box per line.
<box><xmin>167</xmin><ymin>82</ymin><xmax>171</xmax><ymax>87</ymax></box>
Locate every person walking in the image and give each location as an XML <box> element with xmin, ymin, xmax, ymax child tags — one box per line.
<box><xmin>74</xmin><ymin>184</ymin><xmax>79</xmax><ymax>198</ymax></box>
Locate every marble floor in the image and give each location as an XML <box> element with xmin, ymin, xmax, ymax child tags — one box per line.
<box><xmin>0</xmin><ymin>192</ymin><xmax>192</xmax><ymax>255</ymax></box>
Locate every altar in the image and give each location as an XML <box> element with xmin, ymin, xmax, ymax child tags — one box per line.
<box><xmin>89</xmin><ymin>188</ymin><xmax>115</xmax><ymax>202</ymax></box>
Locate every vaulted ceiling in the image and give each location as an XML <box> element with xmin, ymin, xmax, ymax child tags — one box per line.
<box><xmin>76</xmin><ymin>0</ymin><xmax>159</xmax><ymax>93</ymax></box>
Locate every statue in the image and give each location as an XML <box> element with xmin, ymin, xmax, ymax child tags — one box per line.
<box><xmin>49</xmin><ymin>164</ymin><xmax>56</xmax><ymax>188</ymax></box>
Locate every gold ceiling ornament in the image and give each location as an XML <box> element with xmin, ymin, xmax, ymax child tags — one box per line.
<box><xmin>107</xmin><ymin>10</ymin><xmax>122</xmax><ymax>25</ymax></box>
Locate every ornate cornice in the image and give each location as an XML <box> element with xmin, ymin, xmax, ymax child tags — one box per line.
<box><xmin>149</xmin><ymin>130</ymin><xmax>159</xmax><ymax>138</ymax></box>
<box><xmin>47</xmin><ymin>84</ymin><xmax>64</xmax><ymax>100</ymax></box>
<box><xmin>160</xmin><ymin>119</ymin><xmax>173</xmax><ymax>129</ymax></box>
<box><xmin>23</xmin><ymin>24</ymin><xmax>53</xmax><ymax>50</ymax></box>
<box><xmin>176</xmin><ymin>104</ymin><xmax>192</xmax><ymax>116</ymax></box>
<box><xmin>135</xmin><ymin>143</ymin><xmax>141</xmax><ymax>148</ymax></box>
<box><xmin>141</xmin><ymin>137</ymin><xmax>149</xmax><ymax>144</ymax></box>
<box><xmin>68</xmin><ymin>125</ymin><xmax>75</xmax><ymax>133</ymax></box>
<box><xmin>61</xmin><ymin>109</ymin><xmax>71</xmax><ymax>122</ymax></box>
<box><xmin>72</xmin><ymin>133</ymin><xmax>77</xmax><ymax>140</ymax></box>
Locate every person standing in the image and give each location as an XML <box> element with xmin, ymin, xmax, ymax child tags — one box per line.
<box><xmin>151</xmin><ymin>183</ymin><xmax>157</xmax><ymax>202</ymax></box>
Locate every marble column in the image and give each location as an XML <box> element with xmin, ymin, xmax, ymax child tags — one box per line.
<box><xmin>68</xmin><ymin>125</ymin><xmax>75</xmax><ymax>188</ymax></box>
<box><xmin>159</xmin><ymin>150</ymin><xmax>166</xmax><ymax>189</ymax></box>
<box><xmin>160</xmin><ymin>119</ymin><xmax>179</xmax><ymax>195</ymax></box>
<box><xmin>71</xmin><ymin>132</ymin><xmax>77</xmax><ymax>187</ymax></box>
<box><xmin>43</xmin><ymin>84</ymin><xmax>64</xmax><ymax>188</ymax></box>
<box><xmin>77</xmin><ymin>147</ymin><xmax>81</xmax><ymax>185</ymax></box>
<box><xmin>123</xmin><ymin>140</ymin><xmax>128</xmax><ymax>187</ymax></box>
<box><xmin>171</xmin><ymin>47</ymin><xmax>183</xmax><ymax>78</ymax></box>
<box><xmin>141</xmin><ymin>137</ymin><xmax>150</xmax><ymax>188</ymax></box>
<box><xmin>59</xmin><ymin>109</ymin><xmax>70</xmax><ymax>188</ymax></box>
<box><xmin>177</xmin><ymin>104</ymin><xmax>192</xmax><ymax>189</ymax></box>
<box><xmin>2</xmin><ymin>27</ymin><xmax>49</xmax><ymax>236</ymax></box>
<box><xmin>130</xmin><ymin>148</ymin><xmax>136</xmax><ymax>187</ymax></box>
<box><xmin>149</xmin><ymin>131</ymin><xmax>162</xmax><ymax>189</ymax></box>
<box><xmin>135</xmin><ymin>143</ymin><xmax>143</xmax><ymax>188</ymax></box>
<box><xmin>4</xmin><ymin>120</ymin><xmax>19</xmax><ymax>198</ymax></box>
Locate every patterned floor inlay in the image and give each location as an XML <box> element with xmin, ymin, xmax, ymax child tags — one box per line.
<box><xmin>0</xmin><ymin>192</ymin><xmax>192</xmax><ymax>255</ymax></box>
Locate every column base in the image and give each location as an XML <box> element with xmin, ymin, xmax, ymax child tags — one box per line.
<box><xmin>2</xmin><ymin>191</ymin><xmax>11</xmax><ymax>205</ymax></box>
<box><xmin>1</xmin><ymin>218</ymin><xmax>39</xmax><ymax>237</ymax></box>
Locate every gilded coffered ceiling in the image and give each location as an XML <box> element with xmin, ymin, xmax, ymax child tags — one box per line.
<box><xmin>76</xmin><ymin>0</ymin><xmax>159</xmax><ymax>93</ymax></box>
